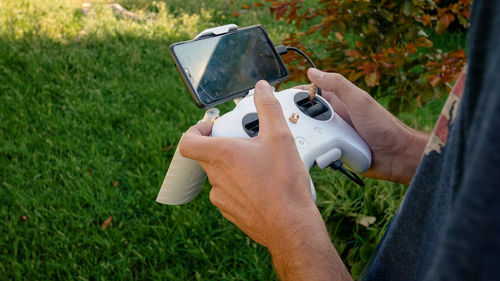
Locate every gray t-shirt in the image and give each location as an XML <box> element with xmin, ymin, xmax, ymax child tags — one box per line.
<box><xmin>361</xmin><ymin>1</ymin><xmax>500</xmax><ymax>280</ymax></box>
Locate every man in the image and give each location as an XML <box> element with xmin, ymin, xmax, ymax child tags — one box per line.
<box><xmin>179</xmin><ymin>1</ymin><xmax>500</xmax><ymax>280</ymax></box>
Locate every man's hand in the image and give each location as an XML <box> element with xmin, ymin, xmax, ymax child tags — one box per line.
<box><xmin>179</xmin><ymin>80</ymin><xmax>352</xmax><ymax>281</ymax></box>
<box><xmin>302</xmin><ymin>68</ymin><xmax>429</xmax><ymax>185</ymax></box>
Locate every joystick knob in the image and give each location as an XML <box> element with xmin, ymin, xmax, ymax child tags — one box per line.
<box><xmin>294</xmin><ymin>92</ymin><xmax>332</xmax><ymax>121</ymax></box>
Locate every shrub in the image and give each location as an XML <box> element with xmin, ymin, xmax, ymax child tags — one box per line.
<box><xmin>248</xmin><ymin>0</ymin><xmax>470</xmax><ymax>114</ymax></box>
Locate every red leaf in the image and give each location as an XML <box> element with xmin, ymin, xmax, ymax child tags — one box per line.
<box><xmin>345</xmin><ymin>50</ymin><xmax>361</xmax><ymax>58</ymax></box>
<box><xmin>406</xmin><ymin>43</ymin><xmax>417</xmax><ymax>55</ymax></box>
<box><xmin>270</xmin><ymin>4</ymin><xmax>288</xmax><ymax>20</ymax></box>
<box><xmin>364</xmin><ymin>71</ymin><xmax>380</xmax><ymax>87</ymax></box>
<box><xmin>306</xmin><ymin>23</ymin><xmax>322</xmax><ymax>34</ymax></box>
<box><xmin>253</xmin><ymin>2</ymin><xmax>264</xmax><ymax>7</ymax></box>
<box><xmin>162</xmin><ymin>144</ymin><xmax>174</xmax><ymax>152</ymax></box>
<box><xmin>380</xmin><ymin>61</ymin><xmax>394</xmax><ymax>69</ymax></box>
<box><xmin>416</xmin><ymin>37</ymin><xmax>433</xmax><ymax>48</ymax></box>
<box><xmin>113</xmin><ymin>181</ymin><xmax>118</xmax><ymax>187</ymax></box>
<box><xmin>241</xmin><ymin>4</ymin><xmax>251</xmax><ymax>9</ymax></box>
<box><xmin>101</xmin><ymin>216</ymin><xmax>113</xmax><ymax>230</ymax></box>
<box><xmin>334</xmin><ymin>32</ymin><xmax>344</xmax><ymax>44</ymax></box>
<box><xmin>417</xmin><ymin>14</ymin><xmax>432</xmax><ymax>26</ymax></box>
<box><xmin>320</xmin><ymin>21</ymin><xmax>333</xmax><ymax>37</ymax></box>
<box><xmin>430</xmin><ymin>76</ymin><xmax>441</xmax><ymax>87</ymax></box>
<box><xmin>435</xmin><ymin>13</ymin><xmax>455</xmax><ymax>34</ymax></box>
<box><xmin>362</xmin><ymin>62</ymin><xmax>377</xmax><ymax>75</ymax></box>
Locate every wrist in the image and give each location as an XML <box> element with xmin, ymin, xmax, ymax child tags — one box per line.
<box><xmin>266</xmin><ymin>204</ymin><xmax>324</xmax><ymax>255</ymax></box>
<box><xmin>394</xmin><ymin>127</ymin><xmax>429</xmax><ymax>185</ymax></box>
<box><xmin>266</xmin><ymin>204</ymin><xmax>352</xmax><ymax>281</ymax></box>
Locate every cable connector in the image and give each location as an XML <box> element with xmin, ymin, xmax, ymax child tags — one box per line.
<box><xmin>275</xmin><ymin>45</ymin><xmax>288</xmax><ymax>55</ymax></box>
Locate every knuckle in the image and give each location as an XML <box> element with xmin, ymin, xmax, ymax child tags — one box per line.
<box><xmin>260</xmin><ymin>98</ymin><xmax>281</xmax><ymax>111</ymax></box>
<box><xmin>209</xmin><ymin>188</ymin><xmax>221</xmax><ymax>206</ymax></box>
<box><xmin>358</xmin><ymin>91</ymin><xmax>375</xmax><ymax>106</ymax></box>
<box><xmin>177</xmin><ymin>141</ymin><xmax>189</xmax><ymax>157</ymax></box>
<box><xmin>206</xmin><ymin>172</ymin><xmax>220</xmax><ymax>187</ymax></box>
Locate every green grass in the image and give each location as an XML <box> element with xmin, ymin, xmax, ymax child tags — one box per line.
<box><xmin>0</xmin><ymin>0</ymin><xmax>464</xmax><ymax>280</ymax></box>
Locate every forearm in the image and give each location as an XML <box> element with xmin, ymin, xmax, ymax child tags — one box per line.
<box><xmin>267</xmin><ymin>205</ymin><xmax>353</xmax><ymax>281</ymax></box>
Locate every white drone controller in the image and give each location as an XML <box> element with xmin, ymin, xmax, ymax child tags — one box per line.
<box><xmin>157</xmin><ymin>88</ymin><xmax>372</xmax><ymax>205</ymax></box>
<box><xmin>156</xmin><ymin>24</ymin><xmax>372</xmax><ymax>205</ymax></box>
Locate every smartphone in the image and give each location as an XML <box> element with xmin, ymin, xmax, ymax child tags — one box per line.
<box><xmin>169</xmin><ymin>25</ymin><xmax>289</xmax><ymax>108</ymax></box>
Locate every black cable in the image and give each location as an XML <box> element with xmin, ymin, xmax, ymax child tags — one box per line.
<box><xmin>330</xmin><ymin>160</ymin><xmax>365</xmax><ymax>187</ymax></box>
<box><xmin>276</xmin><ymin>45</ymin><xmax>364</xmax><ymax>186</ymax></box>
<box><xmin>285</xmin><ymin>47</ymin><xmax>317</xmax><ymax>68</ymax></box>
<box><xmin>275</xmin><ymin>45</ymin><xmax>322</xmax><ymax>96</ymax></box>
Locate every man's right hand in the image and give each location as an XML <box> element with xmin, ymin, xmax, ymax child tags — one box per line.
<box><xmin>303</xmin><ymin>68</ymin><xmax>429</xmax><ymax>185</ymax></box>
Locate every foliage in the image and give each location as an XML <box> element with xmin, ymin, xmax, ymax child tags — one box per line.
<box><xmin>247</xmin><ymin>0</ymin><xmax>470</xmax><ymax>114</ymax></box>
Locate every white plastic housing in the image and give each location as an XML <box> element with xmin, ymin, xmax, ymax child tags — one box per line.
<box><xmin>157</xmin><ymin>88</ymin><xmax>372</xmax><ymax>205</ymax></box>
<box><xmin>211</xmin><ymin>88</ymin><xmax>372</xmax><ymax>173</ymax></box>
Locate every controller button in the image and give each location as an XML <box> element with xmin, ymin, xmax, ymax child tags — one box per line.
<box><xmin>242</xmin><ymin>113</ymin><xmax>259</xmax><ymax>137</ymax></box>
<box><xmin>295</xmin><ymin>137</ymin><xmax>307</xmax><ymax>147</ymax></box>
<box><xmin>289</xmin><ymin>112</ymin><xmax>299</xmax><ymax>123</ymax></box>
<box><xmin>293</xmin><ymin>92</ymin><xmax>332</xmax><ymax>121</ymax></box>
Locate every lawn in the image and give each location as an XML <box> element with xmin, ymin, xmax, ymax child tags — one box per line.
<box><xmin>0</xmin><ymin>0</ymin><xmax>465</xmax><ymax>280</ymax></box>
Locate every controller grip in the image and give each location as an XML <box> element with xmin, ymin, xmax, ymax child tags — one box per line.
<box><xmin>156</xmin><ymin>136</ymin><xmax>207</xmax><ymax>205</ymax></box>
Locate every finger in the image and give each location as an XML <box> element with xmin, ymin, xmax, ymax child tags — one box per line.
<box><xmin>323</xmin><ymin>92</ymin><xmax>353</xmax><ymax>126</ymax></box>
<box><xmin>178</xmin><ymin>122</ymin><xmax>218</xmax><ymax>162</ymax></box>
<box><xmin>307</xmin><ymin>68</ymin><xmax>373</xmax><ymax>112</ymax></box>
<box><xmin>190</xmin><ymin>120</ymin><xmax>213</xmax><ymax>136</ymax></box>
<box><xmin>253</xmin><ymin>80</ymin><xmax>290</xmax><ymax>136</ymax></box>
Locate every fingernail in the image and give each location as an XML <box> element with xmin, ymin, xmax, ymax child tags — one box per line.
<box><xmin>256</xmin><ymin>80</ymin><xmax>270</xmax><ymax>91</ymax></box>
<box><xmin>308</xmin><ymin>68</ymin><xmax>324</xmax><ymax>80</ymax></box>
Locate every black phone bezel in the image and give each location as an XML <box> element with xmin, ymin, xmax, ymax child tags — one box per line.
<box><xmin>169</xmin><ymin>25</ymin><xmax>289</xmax><ymax>109</ymax></box>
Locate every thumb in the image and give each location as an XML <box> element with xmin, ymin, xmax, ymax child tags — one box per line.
<box><xmin>253</xmin><ymin>80</ymin><xmax>289</xmax><ymax>136</ymax></box>
<box><xmin>307</xmin><ymin>68</ymin><xmax>372</xmax><ymax>111</ymax></box>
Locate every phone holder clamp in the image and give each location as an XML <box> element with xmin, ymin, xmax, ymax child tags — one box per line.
<box><xmin>194</xmin><ymin>24</ymin><xmax>238</xmax><ymax>39</ymax></box>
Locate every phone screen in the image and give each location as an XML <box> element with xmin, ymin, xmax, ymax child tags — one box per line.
<box><xmin>170</xmin><ymin>26</ymin><xmax>289</xmax><ymax>108</ymax></box>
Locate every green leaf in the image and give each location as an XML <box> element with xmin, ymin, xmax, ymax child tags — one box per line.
<box><xmin>458</xmin><ymin>15</ymin><xmax>468</xmax><ymax>27</ymax></box>
<box><xmin>380</xmin><ymin>9</ymin><xmax>393</xmax><ymax>23</ymax></box>
<box><xmin>409</xmin><ymin>64</ymin><xmax>425</xmax><ymax>74</ymax></box>
<box><xmin>402</xmin><ymin>0</ymin><xmax>413</xmax><ymax>16</ymax></box>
